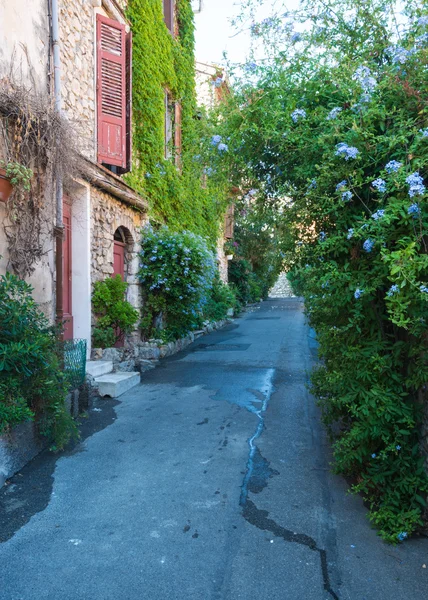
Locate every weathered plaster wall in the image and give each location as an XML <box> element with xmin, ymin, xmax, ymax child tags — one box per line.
<box><xmin>216</xmin><ymin>234</ymin><xmax>229</xmax><ymax>284</ymax></box>
<box><xmin>0</xmin><ymin>0</ymin><xmax>48</xmax><ymax>90</ymax></box>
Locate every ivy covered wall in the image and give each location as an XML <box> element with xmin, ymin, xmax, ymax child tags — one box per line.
<box><xmin>125</xmin><ymin>0</ymin><xmax>228</xmax><ymax>245</ymax></box>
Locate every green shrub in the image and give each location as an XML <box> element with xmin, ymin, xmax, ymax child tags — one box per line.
<box><xmin>0</xmin><ymin>272</ymin><xmax>76</xmax><ymax>448</ymax></box>
<box><xmin>92</xmin><ymin>275</ymin><xmax>139</xmax><ymax>348</ymax></box>
<box><xmin>203</xmin><ymin>274</ymin><xmax>237</xmax><ymax>321</ymax></box>
<box><xmin>139</xmin><ymin>225</ymin><xmax>216</xmax><ymax>340</ymax></box>
<box><xmin>220</xmin><ymin>0</ymin><xmax>428</xmax><ymax>542</ymax></box>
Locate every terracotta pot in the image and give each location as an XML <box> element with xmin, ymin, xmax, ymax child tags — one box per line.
<box><xmin>0</xmin><ymin>168</ymin><xmax>13</xmax><ymax>203</ymax></box>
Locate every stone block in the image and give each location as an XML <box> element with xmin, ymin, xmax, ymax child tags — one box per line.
<box><xmin>95</xmin><ymin>372</ymin><xmax>141</xmax><ymax>398</ymax></box>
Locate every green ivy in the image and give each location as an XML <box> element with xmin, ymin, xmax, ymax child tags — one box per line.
<box><xmin>92</xmin><ymin>275</ymin><xmax>139</xmax><ymax>348</ymax></box>
<box><xmin>125</xmin><ymin>0</ymin><xmax>229</xmax><ymax>245</ymax></box>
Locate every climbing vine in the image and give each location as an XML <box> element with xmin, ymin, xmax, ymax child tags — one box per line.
<box><xmin>125</xmin><ymin>0</ymin><xmax>230</xmax><ymax>245</ymax></box>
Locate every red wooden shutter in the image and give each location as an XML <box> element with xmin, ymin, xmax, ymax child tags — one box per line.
<box><xmin>97</xmin><ymin>14</ymin><xmax>126</xmax><ymax>168</ymax></box>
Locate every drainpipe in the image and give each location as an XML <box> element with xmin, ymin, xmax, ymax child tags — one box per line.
<box><xmin>50</xmin><ymin>0</ymin><xmax>64</xmax><ymax>333</ymax></box>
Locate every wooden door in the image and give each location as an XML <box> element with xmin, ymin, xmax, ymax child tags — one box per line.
<box><xmin>63</xmin><ymin>202</ymin><xmax>73</xmax><ymax>340</ymax></box>
<box><xmin>113</xmin><ymin>240</ymin><xmax>125</xmax><ymax>347</ymax></box>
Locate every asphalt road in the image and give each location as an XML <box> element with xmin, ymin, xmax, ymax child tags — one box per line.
<box><xmin>1</xmin><ymin>298</ymin><xmax>427</xmax><ymax>599</ymax></box>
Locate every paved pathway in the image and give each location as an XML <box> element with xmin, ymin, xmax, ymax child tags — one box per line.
<box><xmin>269</xmin><ymin>273</ymin><xmax>295</xmax><ymax>298</ymax></box>
<box><xmin>1</xmin><ymin>299</ymin><xmax>427</xmax><ymax>599</ymax></box>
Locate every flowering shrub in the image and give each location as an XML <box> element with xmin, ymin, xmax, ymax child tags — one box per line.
<box><xmin>138</xmin><ymin>225</ymin><xmax>216</xmax><ymax>340</ymax></box>
<box><xmin>222</xmin><ymin>0</ymin><xmax>428</xmax><ymax>542</ymax></box>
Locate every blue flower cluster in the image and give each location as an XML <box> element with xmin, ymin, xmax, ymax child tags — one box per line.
<box><xmin>335</xmin><ymin>143</ymin><xmax>359</xmax><ymax>160</ymax></box>
<box><xmin>291</xmin><ymin>108</ymin><xmax>306</xmax><ymax>123</ymax></box>
<box><xmin>372</xmin><ymin>178</ymin><xmax>386</xmax><ymax>193</ymax></box>
<box><xmin>342</xmin><ymin>191</ymin><xmax>353</xmax><ymax>202</ymax></box>
<box><xmin>420</xmin><ymin>285</ymin><xmax>428</xmax><ymax>294</ymax></box>
<box><xmin>385</xmin><ymin>160</ymin><xmax>402</xmax><ymax>173</ymax></box>
<box><xmin>352</xmin><ymin>65</ymin><xmax>377</xmax><ymax>93</ymax></box>
<box><xmin>397</xmin><ymin>532</ymin><xmax>408</xmax><ymax>542</ymax></box>
<box><xmin>363</xmin><ymin>239</ymin><xmax>375</xmax><ymax>253</ymax></box>
<box><xmin>387</xmin><ymin>284</ymin><xmax>399</xmax><ymax>297</ymax></box>
<box><xmin>407</xmin><ymin>203</ymin><xmax>420</xmax><ymax>216</ymax></box>
<box><xmin>327</xmin><ymin>107</ymin><xmax>342</xmax><ymax>120</ymax></box>
<box><xmin>336</xmin><ymin>180</ymin><xmax>347</xmax><ymax>191</ymax></box>
<box><xmin>211</xmin><ymin>134</ymin><xmax>222</xmax><ymax>146</ymax></box>
<box><xmin>419</xmin><ymin>128</ymin><xmax>428</xmax><ymax>137</ymax></box>
<box><xmin>347</xmin><ymin>228</ymin><xmax>354</xmax><ymax>239</ymax></box>
<box><xmin>213</xmin><ymin>77</ymin><xmax>223</xmax><ymax>88</ymax></box>
<box><xmin>354</xmin><ymin>288</ymin><xmax>364</xmax><ymax>299</ymax></box>
<box><xmin>406</xmin><ymin>172</ymin><xmax>426</xmax><ymax>197</ymax></box>
<box><xmin>372</xmin><ymin>209</ymin><xmax>385</xmax><ymax>220</ymax></box>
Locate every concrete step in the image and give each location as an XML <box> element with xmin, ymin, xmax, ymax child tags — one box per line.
<box><xmin>95</xmin><ymin>372</ymin><xmax>141</xmax><ymax>398</ymax></box>
<box><xmin>86</xmin><ymin>360</ymin><xmax>113</xmax><ymax>378</ymax></box>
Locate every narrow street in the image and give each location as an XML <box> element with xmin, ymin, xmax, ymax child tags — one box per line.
<box><xmin>0</xmin><ymin>298</ymin><xmax>426</xmax><ymax>600</ymax></box>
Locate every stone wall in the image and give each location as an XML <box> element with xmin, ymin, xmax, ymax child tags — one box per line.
<box><xmin>91</xmin><ymin>187</ymin><xmax>146</xmax><ymax>313</ymax></box>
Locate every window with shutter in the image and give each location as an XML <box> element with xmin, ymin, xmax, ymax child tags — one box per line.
<box><xmin>96</xmin><ymin>14</ymin><xmax>127</xmax><ymax>169</ymax></box>
<box><xmin>174</xmin><ymin>102</ymin><xmax>182</xmax><ymax>170</ymax></box>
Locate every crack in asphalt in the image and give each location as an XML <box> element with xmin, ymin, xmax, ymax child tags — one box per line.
<box><xmin>238</xmin><ymin>368</ymin><xmax>340</xmax><ymax>600</ymax></box>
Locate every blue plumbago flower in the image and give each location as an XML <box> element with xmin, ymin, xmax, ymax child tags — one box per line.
<box><xmin>336</xmin><ymin>180</ymin><xmax>347</xmax><ymax>191</ymax></box>
<box><xmin>363</xmin><ymin>239</ymin><xmax>375</xmax><ymax>253</ymax></box>
<box><xmin>420</xmin><ymin>285</ymin><xmax>428</xmax><ymax>293</ymax></box>
<box><xmin>396</xmin><ymin>445</ymin><xmax>401</xmax><ymax>450</ymax></box>
<box><xmin>352</xmin><ymin>65</ymin><xmax>377</xmax><ymax>93</ymax></box>
<box><xmin>408</xmin><ymin>203</ymin><xmax>420</xmax><ymax>216</ymax></box>
<box><xmin>327</xmin><ymin>107</ymin><xmax>342</xmax><ymax>120</ymax></box>
<box><xmin>415</xmin><ymin>33</ymin><xmax>428</xmax><ymax>46</ymax></box>
<box><xmin>245</xmin><ymin>61</ymin><xmax>257</xmax><ymax>72</ymax></box>
<box><xmin>291</xmin><ymin>31</ymin><xmax>302</xmax><ymax>43</ymax></box>
<box><xmin>217</xmin><ymin>143</ymin><xmax>228</xmax><ymax>152</ymax></box>
<box><xmin>406</xmin><ymin>172</ymin><xmax>426</xmax><ymax>197</ymax></box>
<box><xmin>321</xmin><ymin>281</ymin><xmax>329</xmax><ymax>289</ymax></box>
<box><xmin>397</xmin><ymin>532</ymin><xmax>408</xmax><ymax>542</ymax></box>
<box><xmin>203</xmin><ymin>167</ymin><xmax>213</xmax><ymax>176</ymax></box>
<box><xmin>342</xmin><ymin>191</ymin><xmax>353</xmax><ymax>202</ymax></box>
<box><xmin>388</xmin><ymin>45</ymin><xmax>411</xmax><ymax>64</ymax></box>
<box><xmin>387</xmin><ymin>284</ymin><xmax>400</xmax><ymax>297</ymax></box>
<box><xmin>291</xmin><ymin>108</ymin><xmax>307</xmax><ymax>123</ymax></box>
<box><xmin>145</xmin><ymin>172</ymin><xmax>152</xmax><ymax>178</ymax></box>
<box><xmin>211</xmin><ymin>134</ymin><xmax>222</xmax><ymax>146</ymax></box>
<box><xmin>372</xmin><ymin>209</ymin><xmax>385</xmax><ymax>220</ymax></box>
<box><xmin>371</xmin><ymin>453</ymin><xmax>376</xmax><ymax>458</ymax></box>
<box><xmin>418</xmin><ymin>16</ymin><xmax>428</xmax><ymax>26</ymax></box>
<box><xmin>354</xmin><ymin>288</ymin><xmax>364</xmax><ymax>299</ymax></box>
<box><xmin>213</xmin><ymin>77</ymin><xmax>223</xmax><ymax>88</ymax></box>
<box><xmin>372</xmin><ymin>178</ymin><xmax>387</xmax><ymax>193</ymax></box>
<box><xmin>419</xmin><ymin>128</ymin><xmax>428</xmax><ymax>137</ymax></box>
<box><xmin>385</xmin><ymin>160</ymin><xmax>402</xmax><ymax>173</ymax></box>
<box><xmin>319</xmin><ymin>231</ymin><xmax>327</xmax><ymax>241</ymax></box>
<box><xmin>192</xmin><ymin>154</ymin><xmax>201</xmax><ymax>161</ymax></box>
<box><xmin>308</xmin><ymin>179</ymin><xmax>317</xmax><ymax>189</ymax></box>
<box><xmin>347</xmin><ymin>228</ymin><xmax>354</xmax><ymax>239</ymax></box>
<box><xmin>335</xmin><ymin>143</ymin><xmax>359</xmax><ymax>160</ymax></box>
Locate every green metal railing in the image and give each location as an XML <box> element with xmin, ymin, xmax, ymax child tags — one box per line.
<box><xmin>57</xmin><ymin>338</ymin><xmax>87</xmax><ymax>391</ymax></box>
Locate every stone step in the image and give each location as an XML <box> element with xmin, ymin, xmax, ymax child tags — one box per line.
<box><xmin>95</xmin><ymin>372</ymin><xmax>141</xmax><ymax>398</ymax></box>
<box><xmin>86</xmin><ymin>360</ymin><xmax>113</xmax><ymax>378</ymax></box>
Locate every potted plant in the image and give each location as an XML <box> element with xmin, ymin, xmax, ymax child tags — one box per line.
<box><xmin>0</xmin><ymin>161</ymin><xmax>33</xmax><ymax>202</ymax></box>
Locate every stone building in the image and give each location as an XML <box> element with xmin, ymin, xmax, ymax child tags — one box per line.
<box><xmin>0</xmin><ymin>0</ymin><xmax>153</xmax><ymax>357</ymax></box>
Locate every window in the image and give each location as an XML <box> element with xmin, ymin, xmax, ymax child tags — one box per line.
<box><xmin>163</xmin><ymin>0</ymin><xmax>175</xmax><ymax>34</ymax></box>
<box><xmin>164</xmin><ymin>92</ymin><xmax>182</xmax><ymax>168</ymax></box>
<box><xmin>96</xmin><ymin>14</ymin><xmax>132</xmax><ymax>172</ymax></box>
<box><xmin>224</xmin><ymin>204</ymin><xmax>235</xmax><ymax>239</ymax></box>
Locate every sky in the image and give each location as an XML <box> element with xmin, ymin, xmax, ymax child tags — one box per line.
<box><xmin>194</xmin><ymin>0</ymin><xmax>300</xmax><ymax>67</ymax></box>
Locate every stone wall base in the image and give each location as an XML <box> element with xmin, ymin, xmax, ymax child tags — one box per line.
<box><xmin>0</xmin><ymin>388</ymin><xmax>84</xmax><ymax>488</ymax></box>
<box><xmin>91</xmin><ymin>319</ymin><xmax>230</xmax><ymax>374</ymax></box>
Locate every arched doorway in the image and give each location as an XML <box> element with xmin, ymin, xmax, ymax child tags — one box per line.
<box><xmin>113</xmin><ymin>226</ymin><xmax>134</xmax><ymax>347</ymax></box>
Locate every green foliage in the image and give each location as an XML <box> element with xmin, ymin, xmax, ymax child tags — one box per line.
<box><xmin>0</xmin><ymin>272</ymin><xmax>76</xmax><ymax>448</ymax></box>
<box><xmin>202</xmin><ymin>273</ymin><xmax>237</xmax><ymax>321</ymax></box>
<box><xmin>221</xmin><ymin>0</ymin><xmax>428</xmax><ymax>541</ymax></box>
<box><xmin>92</xmin><ymin>275</ymin><xmax>139</xmax><ymax>348</ymax></box>
<box><xmin>125</xmin><ymin>0</ymin><xmax>230</xmax><ymax>244</ymax></box>
<box><xmin>0</xmin><ymin>161</ymin><xmax>33</xmax><ymax>191</ymax></box>
<box><xmin>138</xmin><ymin>224</ymin><xmax>216</xmax><ymax>340</ymax></box>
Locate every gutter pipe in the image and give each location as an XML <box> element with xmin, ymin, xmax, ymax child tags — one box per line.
<box><xmin>50</xmin><ymin>0</ymin><xmax>64</xmax><ymax>332</ymax></box>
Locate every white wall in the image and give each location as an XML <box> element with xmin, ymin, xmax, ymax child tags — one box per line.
<box><xmin>0</xmin><ymin>0</ymin><xmax>49</xmax><ymax>90</ymax></box>
<box><xmin>71</xmin><ymin>180</ymin><xmax>92</xmax><ymax>357</ymax></box>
